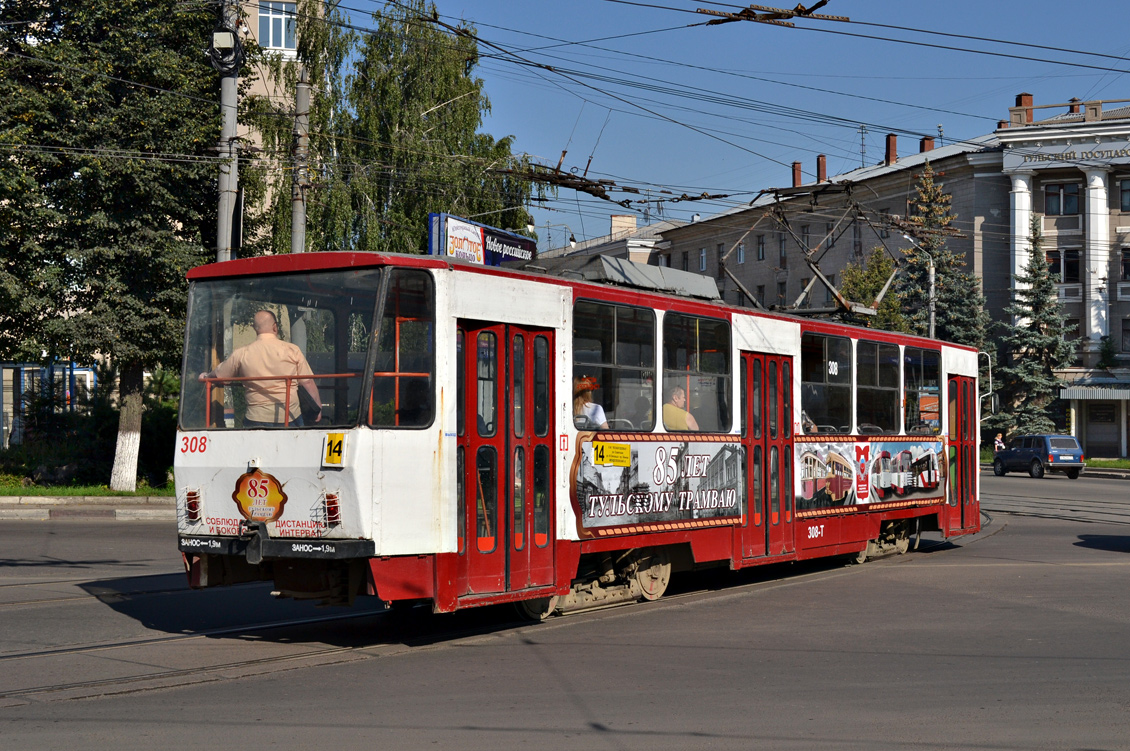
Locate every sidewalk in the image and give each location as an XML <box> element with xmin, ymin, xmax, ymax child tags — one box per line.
<box><xmin>0</xmin><ymin>494</ymin><xmax>176</xmax><ymax>521</ymax></box>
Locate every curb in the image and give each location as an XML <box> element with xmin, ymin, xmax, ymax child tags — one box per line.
<box><xmin>981</xmin><ymin>463</ymin><xmax>1130</xmax><ymax>480</ymax></box>
<box><xmin>0</xmin><ymin>496</ymin><xmax>176</xmax><ymax>521</ymax></box>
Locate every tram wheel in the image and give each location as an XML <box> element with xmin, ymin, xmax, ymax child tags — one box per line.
<box><xmin>515</xmin><ymin>595</ymin><xmax>559</xmax><ymax>622</ymax></box>
<box><xmin>632</xmin><ymin>548</ymin><xmax>672</xmax><ymax>601</ymax></box>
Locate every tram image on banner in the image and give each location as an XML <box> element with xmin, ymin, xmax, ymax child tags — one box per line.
<box><xmin>870</xmin><ymin>443</ymin><xmax>943</xmax><ymax>500</ymax></box>
<box><xmin>798</xmin><ymin>446</ymin><xmax>854</xmax><ymax>509</ymax></box>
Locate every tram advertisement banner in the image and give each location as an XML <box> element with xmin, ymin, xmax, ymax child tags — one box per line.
<box><xmin>796</xmin><ymin>438</ymin><xmax>945</xmax><ymax>512</ymax></box>
<box><xmin>570</xmin><ymin>434</ymin><xmax>744</xmax><ymax>539</ymax></box>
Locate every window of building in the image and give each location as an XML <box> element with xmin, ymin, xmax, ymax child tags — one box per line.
<box><xmin>879</xmin><ymin>209</ymin><xmax>891</xmax><ymax>238</ymax></box>
<box><xmin>660</xmin><ymin>254</ymin><xmax>670</xmax><ymax>267</ymax></box>
<box><xmin>801</xmin><ymin>225</ymin><xmax>811</xmax><ymax>250</ymax></box>
<box><xmin>682</xmin><ymin>252</ymin><xmax>689</xmax><ymax>271</ymax></box>
<box><xmin>1121</xmin><ymin>248</ymin><xmax>1130</xmax><ymax>281</ymax></box>
<box><xmin>1045</xmin><ymin>183</ymin><xmax>1080</xmax><ymax>215</ymax></box>
<box><xmin>1121</xmin><ymin>180</ymin><xmax>1130</xmax><ymax>212</ymax></box>
<box><xmin>715</xmin><ymin>243</ymin><xmax>725</xmax><ymax>278</ymax></box>
<box><xmin>800</xmin><ymin>333</ymin><xmax>851</xmax><ymax>433</ymax></box>
<box><xmin>259</xmin><ymin>2</ymin><xmax>297</xmax><ymax>50</ymax></box>
<box><xmin>903</xmin><ymin>347</ymin><xmax>940</xmax><ymax>434</ymax></box>
<box><xmin>662</xmin><ymin>313</ymin><xmax>731</xmax><ymax>432</ymax></box>
<box><xmin>737</xmin><ymin>241</ymin><xmax>745</xmax><ymax>264</ymax></box>
<box><xmin>824</xmin><ymin>274</ymin><xmax>835</xmax><ymax>304</ymax></box>
<box><xmin>757</xmin><ymin>235</ymin><xmax>765</xmax><ymax>261</ymax></box>
<box><xmin>1047</xmin><ymin>248</ymin><xmax>1081</xmax><ymax>283</ymax></box>
<box><xmin>778</xmin><ymin>234</ymin><xmax>787</xmax><ymax>268</ymax></box>
<box><xmin>776</xmin><ymin>281</ymin><xmax>786</xmax><ymax>306</ymax></box>
<box><xmin>825</xmin><ymin>222</ymin><xmax>835</xmax><ymax>248</ymax></box>
<box><xmin>699</xmin><ymin>248</ymin><xmax>707</xmax><ymax>272</ymax></box>
<box><xmin>573</xmin><ymin>300</ymin><xmax>656</xmax><ymax>431</ymax></box>
<box><xmin>857</xmin><ymin>340</ymin><xmax>900</xmax><ymax>434</ymax></box>
<box><xmin>800</xmin><ymin>278</ymin><xmax>810</xmax><ymax>308</ymax></box>
<box><xmin>1122</xmin><ymin>319</ymin><xmax>1130</xmax><ymax>352</ymax></box>
<box><xmin>756</xmin><ymin>285</ymin><xmax>766</xmax><ymax>306</ymax></box>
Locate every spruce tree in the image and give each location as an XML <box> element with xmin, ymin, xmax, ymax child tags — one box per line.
<box><xmin>991</xmin><ymin>217</ymin><xmax>1075</xmax><ymax>436</ymax></box>
<box><xmin>894</xmin><ymin>161</ymin><xmax>990</xmax><ymax>351</ymax></box>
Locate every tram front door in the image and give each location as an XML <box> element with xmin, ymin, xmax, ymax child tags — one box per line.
<box><xmin>738</xmin><ymin>351</ymin><xmax>795</xmax><ymax>559</ymax></box>
<box><xmin>457</xmin><ymin>321</ymin><xmax>556</xmax><ymax>596</ymax></box>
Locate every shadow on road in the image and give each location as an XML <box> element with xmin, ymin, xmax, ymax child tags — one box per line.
<box><xmin>1074</xmin><ymin>534</ymin><xmax>1130</xmax><ymax>554</ymax></box>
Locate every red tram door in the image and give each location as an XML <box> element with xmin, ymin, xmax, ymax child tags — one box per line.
<box><xmin>457</xmin><ymin>321</ymin><xmax>556</xmax><ymax>596</ymax></box>
<box><xmin>945</xmin><ymin>375</ymin><xmax>980</xmax><ymax>535</ymax></box>
<box><xmin>739</xmin><ymin>351</ymin><xmax>795</xmax><ymax>559</ymax></box>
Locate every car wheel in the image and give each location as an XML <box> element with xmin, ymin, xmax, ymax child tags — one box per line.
<box><xmin>1066</xmin><ymin>469</ymin><xmax>1080</xmax><ymax>479</ymax></box>
<box><xmin>993</xmin><ymin>458</ymin><xmax>1006</xmax><ymax>476</ymax></box>
<box><xmin>1029</xmin><ymin>460</ymin><xmax>1045</xmax><ymax>479</ymax></box>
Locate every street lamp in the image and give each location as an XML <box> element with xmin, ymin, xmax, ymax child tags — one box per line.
<box><xmin>544</xmin><ymin>222</ymin><xmax>576</xmax><ymax>250</ymax></box>
<box><xmin>903</xmin><ymin>235</ymin><xmax>935</xmax><ymax>339</ymax></box>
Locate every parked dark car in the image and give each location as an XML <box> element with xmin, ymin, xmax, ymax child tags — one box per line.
<box><xmin>993</xmin><ymin>434</ymin><xmax>1085</xmax><ymax>479</ymax></box>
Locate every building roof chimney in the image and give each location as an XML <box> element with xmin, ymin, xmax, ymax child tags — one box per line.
<box><xmin>885</xmin><ymin>134</ymin><xmax>898</xmax><ymax>166</ymax></box>
<box><xmin>817</xmin><ymin>154</ymin><xmax>827</xmax><ymax>183</ymax></box>
<box><xmin>792</xmin><ymin>161</ymin><xmax>802</xmax><ymax>188</ymax></box>
<box><xmin>1069</xmin><ymin>97</ymin><xmax>1082</xmax><ymax>114</ymax></box>
<box><xmin>610</xmin><ymin>214</ymin><xmax>636</xmax><ymax>238</ymax></box>
<box><xmin>997</xmin><ymin>120</ymin><xmax>1009</xmax><ymax>129</ymax></box>
<box><xmin>919</xmin><ymin>136</ymin><xmax>935</xmax><ymax>154</ymax></box>
<box><xmin>1016</xmin><ymin>92</ymin><xmax>1033</xmax><ymax>123</ymax></box>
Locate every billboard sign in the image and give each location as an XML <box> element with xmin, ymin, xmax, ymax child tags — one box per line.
<box><xmin>427</xmin><ymin>213</ymin><xmax>535</xmax><ymax>267</ymax></box>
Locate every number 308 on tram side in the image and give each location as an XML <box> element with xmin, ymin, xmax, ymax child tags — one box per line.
<box><xmin>175</xmin><ymin>250</ymin><xmax>981</xmax><ymax>617</ymax></box>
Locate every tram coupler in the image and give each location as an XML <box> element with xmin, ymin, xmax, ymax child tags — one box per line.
<box><xmin>240</xmin><ymin>521</ymin><xmax>270</xmax><ymax>565</ymax></box>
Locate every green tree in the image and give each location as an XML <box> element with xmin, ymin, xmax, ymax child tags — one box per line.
<box><xmin>837</xmin><ymin>248</ymin><xmax>910</xmax><ymax>332</ymax></box>
<box><xmin>248</xmin><ymin>0</ymin><xmax>538</xmax><ymax>256</ymax></box>
<box><xmin>894</xmin><ymin>161</ymin><xmax>990</xmax><ymax>350</ymax></box>
<box><xmin>0</xmin><ymin>0</ymin><xmax>218</xmax><ymax>489</ymax></box>
<box><xmin>989</xmin><ymin>217</ymin><xmax>1076</xmax><ymax>436</ymax></box>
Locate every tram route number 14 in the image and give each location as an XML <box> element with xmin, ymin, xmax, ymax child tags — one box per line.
<box><xmin>322</xmin><ymin>433</ymin><xmax>345</xmax><ymax>467</ymax></box>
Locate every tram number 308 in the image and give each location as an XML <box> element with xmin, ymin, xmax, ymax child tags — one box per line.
<box><xmin>807</xmin><ymin>524</ymin><xmax>825</xmax><ymax>539</ymax></box>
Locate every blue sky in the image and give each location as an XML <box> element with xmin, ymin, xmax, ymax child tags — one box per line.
<box><xmin>358</xmin><ymin>1</ymin><xmax>1130</xmax><ymax>250</ymax></box>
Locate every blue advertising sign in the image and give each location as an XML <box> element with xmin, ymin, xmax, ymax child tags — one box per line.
<box><xmin>427</xmin><ymin>213</ymin><xmax>536</xmax><ymax>267</ymax></box>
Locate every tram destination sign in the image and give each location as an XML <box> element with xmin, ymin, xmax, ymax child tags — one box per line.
<box><xmin>570</xmin><ymin>434</ymin><xmax>744</xmax><ymax>539</ymax></box>
<box><xmin>427</xmin><ymin>213</ymin><xmax>536</xmax><ymax>267</ymax></box>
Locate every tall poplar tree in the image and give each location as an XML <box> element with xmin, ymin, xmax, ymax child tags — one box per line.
<box><xmin>0</xmin><ymin>0</ymin><xmax>218</xmax><ymax>489</ymax></box>
<box><xmin>990</xmin><ymin>217</ymin><xmax>1075</xmax><ymax>436</ymax></box>
<box><xmin>248</xmin><ymin>0</ymin><xmax>537</xmax><ymax>256</ymax></box>
<box><xmin>836</xmin><ymin>248</ymin><xmax>910</xmax><ymax>332</ymax></box>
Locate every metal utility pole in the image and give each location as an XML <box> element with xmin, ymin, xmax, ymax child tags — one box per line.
<box><xmin>208</xmin><ymin>0</ymin><xmax>245</xmax><ymax>262</ymax></box>
<box><xmin>291</xmin><ymin>67</ymin><xmax>311</xmax><ymax>254</ymax></box>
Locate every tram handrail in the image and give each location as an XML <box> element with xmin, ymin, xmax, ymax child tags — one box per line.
<box><xmin>202</xmin><ymin>372</ymin><xmax>358</xmax><ymax>427</ymax></box>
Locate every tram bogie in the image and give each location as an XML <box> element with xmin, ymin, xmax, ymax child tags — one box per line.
<box><xmin>175</xmin><ymin>251</ymin><xmax>981</xmax><ymax>615</ymax></box>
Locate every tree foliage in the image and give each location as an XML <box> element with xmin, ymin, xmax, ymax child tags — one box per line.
<box><xmin>893</xmin><ymin>161</ymin><xmax>990</xmax><ymax>351</ymax></box>
<box><xmin>0</xmin><ymin>0</ymin><xmax>218</xmax><ymax>488</ymax></box>
<box><xmin>836</xmin><ymin>247</ymin><xmax>910</xmax><ymax>332</ymax></box>
<box><xmin>988</xmin><ymin>217</ymin><xmax>1075</xmax><ymax>437</ymax></box>
<box><xmin>248</xmin><ymin>0</ymin><xmax>538</xmax><ymax>256</ymax></box>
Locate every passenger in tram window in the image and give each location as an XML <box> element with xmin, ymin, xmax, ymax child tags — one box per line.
<box><xmin>573</xmin><ymin>375</ymin><xmax>608</xmax><ymax>430</ymax></box>
<box><xmin>199</xmin><ymin>309</ymin><xmax>322</xmax><ymax>427</ymax></box>
<box><xmin>802</xmin><ymin>411</ymin><xmax>817</xmax><ymax>434</ymax></box>
<box><xmin>662</xmin><ymin>384</ymin><xmax>699</xmax><ymax>432</ymax></box>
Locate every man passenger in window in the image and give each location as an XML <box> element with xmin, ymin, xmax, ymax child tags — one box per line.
<box><xmin>199</xmin><ymin>309</ymin><xmax>321</xmax><ymax>427</ymax></box>
<box><xmin>573</xmin><ymin>376</ymin><xmax>608</xmax><ymax>429</ymax></box>
<box><xmin>663</xmin><ymin>384</ymin><xmax>699</xmax><ymax>431</ymax></box>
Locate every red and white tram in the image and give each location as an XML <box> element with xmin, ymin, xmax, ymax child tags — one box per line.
<box><xmin>175</xmin><ymin>251</ymin><xmax>980</xmax><ymax>616</ymax></box>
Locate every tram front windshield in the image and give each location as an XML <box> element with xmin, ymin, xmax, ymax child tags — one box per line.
<box><xmin>180</xmin><ymin>269</ymin><xmax>383</xmax><ymax>430</ymax></box>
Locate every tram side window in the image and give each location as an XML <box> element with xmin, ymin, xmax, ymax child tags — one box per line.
<box><xmin>857</xmin><ymin>340</ymin><xmax>900</xmax><ymax>434</ymax></box>
<box><xmin>905</xmin><ymin>347</ymin><xmax>941</xmax><ymax>435</ymax></box>
<box><xmin>370</xmin><ymin>270</ymin><xmax>435</xmax><ymax>428</ymax></box>
<box><xmin>573</xmin><ymin>300</ymin><xmax>656</xmax><ymax>431</ymax></box>
<box><xmin>662</xmin><ymin>313</ymin><xmax>731</xmax><ymax>432</ymax></box>
<box><xmin>800</xmin><ymin>333</ymin><xmax>851</xmax><ymax>433</ymax></box>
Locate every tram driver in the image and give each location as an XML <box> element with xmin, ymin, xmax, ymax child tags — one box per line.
<box><xmin>199</xmin><ymin>309</ymin><xmax>322</xmax><ymax>427</ymax></box>
<box><xmin>662</xmin><ymin>384</ymin><xmax>699</xmax><ymax>432</ymax></box>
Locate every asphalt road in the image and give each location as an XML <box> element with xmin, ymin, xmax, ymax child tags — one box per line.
<box><xmin>2</xmin><ymin>482</ymin><xmax>1129</xmax><ymax>750</ymax></box>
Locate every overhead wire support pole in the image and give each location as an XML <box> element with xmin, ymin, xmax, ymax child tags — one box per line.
<box><xmin>292</xmin><ymin>67</ymin><xmax>311</xmax><ymax>254</ymax></box>
<box><xmin>208</xmin><ymin>0</ymin><xmax>245</xmax><ymax>263</ymax></box>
